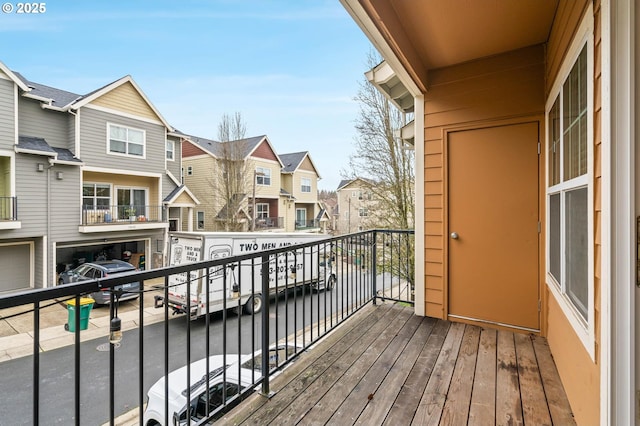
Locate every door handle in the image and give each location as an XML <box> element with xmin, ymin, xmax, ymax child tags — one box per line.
<box><xmin>450</xmin><ymin>232</ymin><xmax>459</xmax><ymax>239</ymax></box>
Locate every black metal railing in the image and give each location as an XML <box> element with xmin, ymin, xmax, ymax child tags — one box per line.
<box><xmin>81</xmin><ymin>205</ymin><xmax>166</xmax><ymax>225</ymax></box>
<box><xmin>0</xmin><ymin>196</ymin><xmax>17</xmax><ymax>221</ymax></box>
<box><xmin>0</xmin><ymin>229</ymin><xmax>413</xmax><ymax>426</ymax></box>
<box><xmin>253</xmin><ymin>216</ymin><xmax>283</xmax><ymax>230</ymax></box>
<box><xmin>295</xmin><ymin>219</ymin><xmax>319</xmax><ymax>229</ymax></box>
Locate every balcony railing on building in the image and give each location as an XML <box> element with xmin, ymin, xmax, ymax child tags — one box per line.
<box><xmin>0</xmin><ymin>196</ymin><xmax>17</xmax><ymax>221</ymax></box>
<box><xmin>253</xmin><ymin>216</ymin><xmax>283</xmax><ymax>230</ymax></box>
<box><xmin>295</xmin><ymin>219</ymin><xmax>319</xmax><ymax>230</ymax></box>
<box><xmin>0</xmin><ymin>230</ymin><xmax>414</xmax><ymax>425</ymax></box>
<box><xmin>82</xmin><ymin>205</ymin><xmax>166</xmax><ymax>225</ymax></box>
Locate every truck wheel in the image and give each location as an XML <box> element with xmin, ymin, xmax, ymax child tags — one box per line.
<box><xmin>243</xmin><ymin>294</ymin><xmax>263</xmax><ymax>315</ymax></box>
<box><xmin>326</xmin><ymin>275</ymin><xmax>336</xmax><ymax>291</ymax></box>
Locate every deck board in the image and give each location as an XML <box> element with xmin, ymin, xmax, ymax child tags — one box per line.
<box><xmin>217</xmin><ymin>303</ymin><xmax>575</xmax><ymax>426</ymax></box>
<box><xmin>468</xmin><ymin>328</ymin><xmax>497</xmax><ymax>426</ymax></box>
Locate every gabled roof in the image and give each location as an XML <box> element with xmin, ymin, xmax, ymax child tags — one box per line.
<box><xmin>71</xmin><ymin>75</ymin><xmax>174</xmax><ymax>130</ymax></box>
<box><xmin>278</xmin><ymin>151</ymin><xmax>321</xmax><ymax>178</ymax></box>
<box><xmin>0</xmin><ymin>61</ymin><xmax>30</xmax><ymax>92</ymax></box>
<box><xmin>14</xmin><ymin>69</ymin><xmax>174</xmax><ymax>130</ymax></box>
<box><xmin>337</xmin><ymin>177</ymin><xmax>375</xmax><ymax>191</ymax></box>
<box><xmin>164</xmin><ymin>184</ymin><xmax>200</xmax><ymax>205</ymax></box>
<box><xmin>184</xmin><ymin>134</ymin><xmax>284</xmax><ymax>166</ymax></box>
<box><xmin>16</xmin><ymin>74</ymin><xmax>82</xmax><ymax>107</ymax></box>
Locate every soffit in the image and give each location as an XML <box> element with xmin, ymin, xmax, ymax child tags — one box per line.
<box><xmin>365</xmin><ymin>0</ymin><xmax>558</xmax><ymax>86</ymax></box>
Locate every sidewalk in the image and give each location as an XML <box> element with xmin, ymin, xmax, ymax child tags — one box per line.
<box><xmin>0</xmin><ymin>279</ymin><xmax>167</xmax><ymax>363</ymax></box>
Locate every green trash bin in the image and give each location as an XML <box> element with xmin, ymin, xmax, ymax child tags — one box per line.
<box><xmin>65</xmin><ymin>297</ymin><xmax>94</xmax><ymax>332</ymax></box>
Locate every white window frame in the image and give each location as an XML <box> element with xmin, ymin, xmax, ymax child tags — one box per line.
<box><xmin>187</xmin><ymin>166</ymin><xmax>193</xmax><ymax>176</ymax></box>
<box><xmin>82</xmin><ymin>183</ymin><xmax>111</xmax><ymax>210</ymax></box>
<box><xmin>107</xmin><ymin>123</ymin><xmax>145</xmax><ymax>158</ymax></box>
<box><xmin>301</xmin><ymin>177</ymin><xmax>311</xmax><ymax>193</ymax></box>
<box><xmin>256</xmin><ymin>167</ymin><xmax>271</xmax><ymax>186</ymax></box>
<box><xmin>256</xmin><ymin>203</ymin><xmax>269</xmax><ymax>219</ymax></box>
<box><xmin>115</xmin><ymin>186</ymin><xmax>148</xmax><ymax>219</ymax></box>
<box><xmin>296</xmin><ymin>208</ymin><xmax>306</xmax><ymax>224</ymax></box>
<box><xmin>544</xmin><ymin>6</ymin><xmax>594</xmax><ymax>358</ymax></box>
<box><xmin>359</xmin><ymin>207</ymin><xmax>368</xmax><ymax>217</ymax></box>
<box><xmin>166</xmin><ymin>140</ymin><xmax>175</xmax><ymax>161</ymax></box>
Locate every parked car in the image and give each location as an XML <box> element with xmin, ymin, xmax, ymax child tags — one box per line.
<box><xmin>143</xmin><ymin>345</ymin><xmax>299</xmax><ymax>426</ymax></box>
<box><xmin>57</xmin><ymin>260</ymin><xmax>140</xmax><ymax>304</ymax></box>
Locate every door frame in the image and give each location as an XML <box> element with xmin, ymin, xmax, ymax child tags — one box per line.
<box><xmin>443</xmin><ymin>116</ymin><xmax>545</xmax><ymax>333</ymax></box>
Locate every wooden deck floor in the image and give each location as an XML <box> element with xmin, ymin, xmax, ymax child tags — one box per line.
<box><xmin>218</xmin><ymin>303</ymin><xmax>575</xmax><ymax>425</ymax></box>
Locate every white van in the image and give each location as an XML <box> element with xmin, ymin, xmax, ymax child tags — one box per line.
<box><xmin>143</xmin><ymin>345</ymin><xmax>298</xmax><ymax>426</ymax></box>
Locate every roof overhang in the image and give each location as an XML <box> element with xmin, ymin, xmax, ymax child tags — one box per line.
<box><xmin>395</xmin><ymin>119</ymin><xmax>415</xmax><ymax>148</ymax></box>
<box><xmin>341</xmin><ymin>0</ymin><xmax>558</xmax><ymax>92</ymax></box>
<box><xmin>365</xmin><ymin>60</ymin><xmax>413</xmax><ymax>113</ymax></box>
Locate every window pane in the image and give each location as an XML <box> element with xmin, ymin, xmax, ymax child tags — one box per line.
<box><xmin>563</xmin><ymin>45</ymin><xmax>587</xmax><ymax>181</ymax></box>
<box><xmin>96</xmin><ymin>185</ymin><xmax>110</xmax><ymax>197</ymax></box>
<box><xmin>548</xmin><ymin>97</ymin><xmax>560</xmax><ymax>186</ymax></box>
<box><xmin>110</xmin><ymin>125</ymin><xmax>126</xmax><ymax>140</ymax></box>
<box><xmin>128</xmin><ymin>129</ymin><xmax>144</xmax><ymax>144</ymax></box>
<box><xmin>110</xmin><ymin>140</ymin><xmax>126</xmax><ymax>153</ymax></box>
<box><xmin>128</xmin><ymin>143</ymin><xmax>143</xmax><ymax>156</ymax></box>
<box><xmin>565</xmin><ymin>187</ymin><xmax>588</xmax><ymax>319</ymax></box>
<box><xmin>549</xmin><ymin>193</ymin><xmax>561</xmax><ymax>283</ymax></box>
<box><xmin>83</xmin><ymin>185</ymin><xmax>95</xmax><ymax>197</ymax></box>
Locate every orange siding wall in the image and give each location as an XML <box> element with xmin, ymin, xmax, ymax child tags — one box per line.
<box><xmin>422</xmin><ymin>45</ymin><xmax>545</xmax><ymax>318</ymax></box>
<box><xmin>543</xmin><ymin>1</ymin><xmax>601</xmax><ymax>423</ymax></box>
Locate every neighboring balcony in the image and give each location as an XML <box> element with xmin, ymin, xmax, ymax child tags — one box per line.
<box><xmin>79</xmin><ymin>205</ymin><xmax>168</xmax><ymax>233</ymax></box>
<box><xmin>295</xmin><ymin>219</ymin><xmax>320</xmax><ymax>230</ymax></box>
<box><xmin>254</xmin><ymin>216</ymin><xmax>284</xmax><ymax>230</ymax></box>
<box><xmin>0</xmin><ymin>196</ymin><xmax>20</xmax><ymax>230</ymax></box>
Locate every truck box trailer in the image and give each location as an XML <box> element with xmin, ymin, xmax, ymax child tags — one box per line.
<box><xmin>157</xmin><ymin>232</ymin><xmax>335</xmax><ymax>319</ymax></box>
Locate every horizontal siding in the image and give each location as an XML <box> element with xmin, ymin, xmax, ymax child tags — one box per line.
<box><xmin>18</xmin><ymin>98</ymin><xmax>70</xmax><ymax>148</ymax></box>
<box><xmin>79</xmin><ymin>107</ymin><xmax>166</xmax><ymax>173</ymax></box>
<box><xmin>0</xmin><ymin>78</ymin><xmax>14</xmax><ymax>149</ymax></box>
<box><xmin>12</xmin><ymin>154</ymin><xmax>49</xmax><ymax>236</ymax></box>
<box><xmin>546</xmin><ymin>0</ymin><xmax>589</xmax><ymax>94</ymax></box>
<box><xmin>166</xmin><ymin>136</ymin><xmax>182</xmax><ymax>184</ymax></box>
<box><xmin>90</xmin><ymin>82</ymin><xmax>158</xmax><ymax>122</ymax></box>
<box><xmin>49</xmin><ymin>165</ymin><xmax>81</xmax><ymax>241</ymax></box>
<box><xmin>182</xmin><ymin>156</ymin><xmax>219</xmax><ymax>231</ymax></box>
<box><xmin>422</xmin><ymin>44</ymin><xmax>545</xmax><ymax>320</ymax></box>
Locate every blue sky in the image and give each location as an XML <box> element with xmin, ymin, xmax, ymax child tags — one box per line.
<box><xmin>0</xmin><ymin>0</ymin><xmax>373</xmax><ymax>190</ymax></box>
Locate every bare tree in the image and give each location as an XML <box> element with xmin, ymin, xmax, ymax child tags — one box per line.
<box><xmin>346</xmin><ymin>51</ymin><xmax>416</xmax><ymax>289</ymax></box>
<box><xmin>212</xmin><ymin>112</ymin><xmax>251</xmax><ymax>231</ymax></box>
<box><xmin>346</xmin><ymin>51</ymin><xmax>415</xmax><ymax>231</ymax></box>
<box><xmin>218</xmin><ymin>112</ymin><xmax>247</xmax><ymax>143</ymax></box>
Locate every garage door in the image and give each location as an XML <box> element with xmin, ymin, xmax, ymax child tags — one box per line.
<box><xmin>0</xmin><ymin>244</ymin><xmax>31</xmax><ymax>292</ymax></box>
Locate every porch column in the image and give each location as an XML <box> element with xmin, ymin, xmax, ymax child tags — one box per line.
<box><xmin>187</xmin><ymin>207</ymin><xmax>194</xmax><ymax>232</ymax></box>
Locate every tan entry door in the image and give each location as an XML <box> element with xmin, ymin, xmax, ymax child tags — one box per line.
<box><xmin>448</xmin><ymin>122</ymin><xmax>539</xmax><ymax>331</ymax></box>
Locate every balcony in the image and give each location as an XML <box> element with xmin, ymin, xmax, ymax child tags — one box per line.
<box><xmin>0</xmin><ymin>196</ymin><xmax>20</xmax><ymax>229</ymax></box>
<box><xmin>253</xmin><ymin>216</ymin><xmax>283</xmax><ymax>230</ymax></box>
<box><xmin>295</xmin><ymin>219</ymin><xmax>320</xmax><ymax>230</ymax></box>
<box><xmin>79</xmin><ymin>205</ymin><xmax>168</xmax><ymax>233</ymax></box>
<box><xmin>0</xmin><ymin>230</ymin><xmax>574</xmax><ymax>425</ymax></box>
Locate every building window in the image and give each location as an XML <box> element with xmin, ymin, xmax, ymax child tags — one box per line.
<box><xmin>301</xmin><ymin>178</ymin><xmax>311</xmax><ymax>193</ymax></box>
<box><xmin>197</xmin><ymin>211</ymin><xmax>205</xmax><ymax>230</ymax></box>
<box><xmin>108</xmin><ymin>124</ymin><xmax>145</xmax><ymax>157</ymax></box>
<box><xmin>359</xmin><ymin>208</ymin><xmax>368</xmax><ymax>217</ymax></box>
<box><xmin>547</xmin><ymin>43</ymin><xmax>590</xmax><ymax>322</ymax></box>
<box><xmin>166</xmin><ymin>140</ymin><xmax>175</xmax><ymax>161</ymax></box>
<box><xmin>358</xmin><ymin>191</ymin><xmax>363</xmax><ymax>200</ymax></box>
<box><xmin>256</xmin><ymin>203</ymin><xmax>269</xmax><ymax>219</ymax></box>
<box><xmin>256</xmin><ymin>167</ymin><xmax>271</xmax><ymax>186</ymax></box>
<box><xmin>83</xmin><ymin>183</ymin><xmax>111</xmax><ymax>209</ymax></box>
<box><xmin>187</xmin><ymin>166</ymin><xmax>193</xmax><ymax>176</ymax></box>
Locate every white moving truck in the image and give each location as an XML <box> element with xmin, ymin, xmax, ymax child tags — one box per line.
<box><xmin>158</xmin><ymin>232</ymin><xmax>335</xmax><ymax>319</ymax></box>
